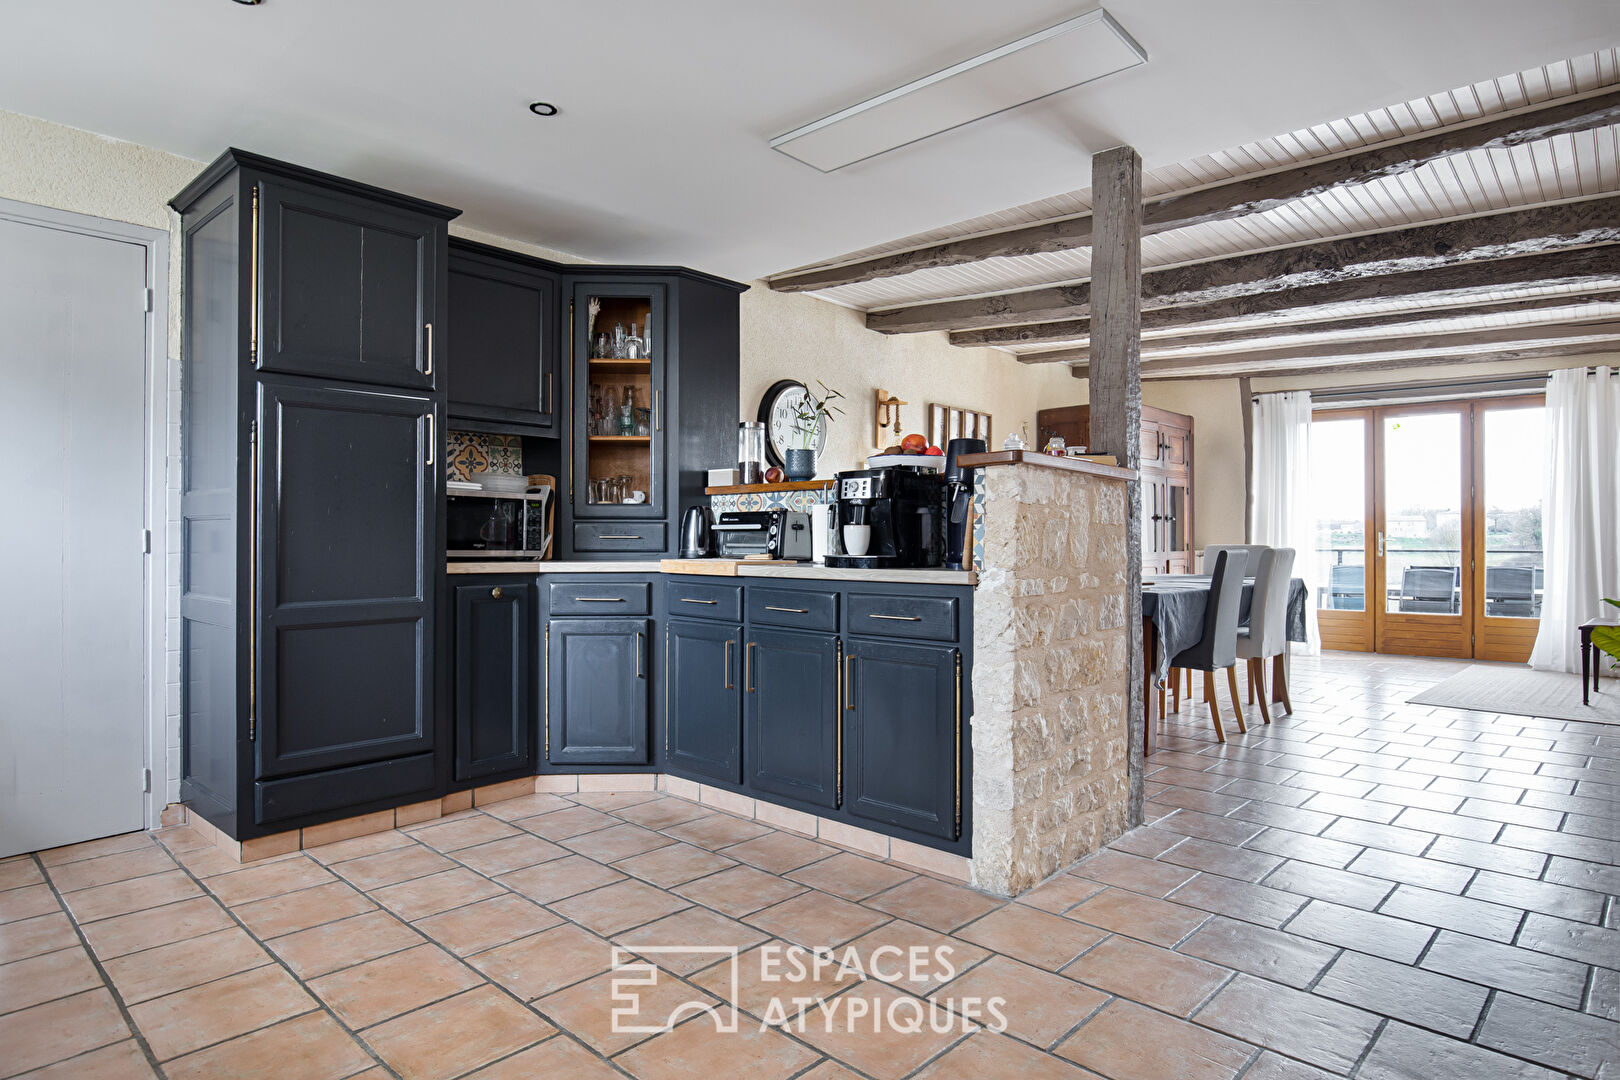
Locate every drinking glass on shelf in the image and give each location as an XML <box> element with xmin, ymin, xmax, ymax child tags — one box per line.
<box><xmin>617</xmin><ymin>475</ymin><xmax>632</xmax><ymax>502</ymax></box>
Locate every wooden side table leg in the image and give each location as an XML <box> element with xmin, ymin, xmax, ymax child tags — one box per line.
<box><xmin>1582</xmin><ymin>629</ymin><xmax>1592</xmax><ymax>707</ymax></box>
<box><xmin>1143</xmin><ymin>617</ymin><xmax>1159</xmax><ymax>757</ymax></box>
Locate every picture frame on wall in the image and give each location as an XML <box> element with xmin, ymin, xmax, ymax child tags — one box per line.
<box><xmin>929</xmin><ymin>402</ymin><xmax>991</xmax><ymax>448</ymax></box>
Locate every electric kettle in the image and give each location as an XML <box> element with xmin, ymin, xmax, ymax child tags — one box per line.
<box><xmin>680</xmin><ymin>506</ymin><xmax>714</xmax><ymax>558</ymax></box>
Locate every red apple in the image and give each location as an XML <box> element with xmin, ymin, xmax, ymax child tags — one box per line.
<box><xmin>901</xmin><ymin>432</ymin><xmax>928</xmax><ymax>454</ymax></box>
<box><xmin>765</xmin><ymin>466</ymin><xmax>785</xmax><ymax>483</ymax></box>
<box><xmin>924</xmin><ymin>445</ymin><xmax>944</xmax><ymax>456</ymax></box>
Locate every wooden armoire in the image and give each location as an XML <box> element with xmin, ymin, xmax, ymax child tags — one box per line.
<box><xmin>1036</xmin><ymin>404</ymin><xmax>1194</xmax><ymax>574</ymax></box>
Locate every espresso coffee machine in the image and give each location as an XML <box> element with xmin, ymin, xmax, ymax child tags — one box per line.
<box><xmin>826</xmin><ymin>465</ymin><xmax>947</xmax><ymax>569</ymax></box>
<box><xmin>944</xmin><ymin>438</ymin><xmax>986</xmax><ymax>570</ymax></box>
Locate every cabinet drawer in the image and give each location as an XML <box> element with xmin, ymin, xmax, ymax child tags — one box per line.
<box><xmin>665</xmin><ymin>580</ymin><xmax>743</xmax><ymax>622</ymax></box>
<box><xmin>747</xmin><ymin>586</ymin><xmax>839</xmax><ymax>632</ymax></box>
<box><xmin>572</xmin><ymin>522</ymin><xmax>666</xmax><ymax>553</ymax></box>
<box><xmin>256</xmin><ymin>753</ymin><xmax>436</xmax><ymax>825</ymax></box>
<box><xmin>847</xmin><ymin>592</ymin><xmax>959</xmax><ymax>642</ymax></box>
<box><xmin>548</xmin><ymin>580</ymin><xmax>651</xmax><ymax>615</ymax></box>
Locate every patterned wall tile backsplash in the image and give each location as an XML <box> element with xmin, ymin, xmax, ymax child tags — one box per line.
<box><xmin>708</xmin><ymin>487</ymin><xmax>835</xmax><ymax>514</ymax></box>
<box><xmin>447</xmin><ymin>430</ymin><xmax>524</xmax><ymax>482</ymax></box>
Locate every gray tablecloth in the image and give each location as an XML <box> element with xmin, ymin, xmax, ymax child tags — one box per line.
<box><xmin>1142</xmin><ymin>576</ymin><xmax>1308</xmax><ymax>686</ymax></box>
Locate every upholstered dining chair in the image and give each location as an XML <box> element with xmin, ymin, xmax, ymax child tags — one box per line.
<box><xmin>1236</xmin><ymin>546</ymin><xmax>1295</xmax><ymax>724</ymax></box>
<box><xmin>1201</xmin><ymin>544</ymin><xmax>1269</xmax><ymax>580</ymax></box>
<box><xmin>1167</xmin><ymin>549</ymin><xmax>1247</xmax><ymax>742</ymax></box>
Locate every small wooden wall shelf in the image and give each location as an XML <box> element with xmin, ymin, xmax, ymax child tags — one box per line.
<box><xmin>588</xmin><ymin>434</ymin><xmax>650</xmax><ymax>443</ymax></box>
<box><xmin>705</xmin><ymin>479</ymin><xmax>836</xmax><ymax>495</ymax></box>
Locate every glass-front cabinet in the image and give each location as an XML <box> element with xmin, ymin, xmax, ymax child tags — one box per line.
<box><xmin>571</xmin><ymin>281</ymin><xmax>667</xmax><ymax>527</ymax></box>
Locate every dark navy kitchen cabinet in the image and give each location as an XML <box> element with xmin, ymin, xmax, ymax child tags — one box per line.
<box><xmin>843</xmin><ymin>639</ymin><xmax>961</xmax><ymax>841</ymax></box>
<box><xmin>546</xmin><ymin>617</ymin><xmax>651</xmax><ymax>765</ymax></box>
<box><xmin>746</xmin><ymin>628</ymin><xmax>840</xmax><ymax>809</ymax></box>
<box><xmin>664</xmin><ymin>619</ymin><xmax>742</xmax><ymax>783</ymax></box>
<box><xmin>256</xmin><ymin>176</ymin><xmax>447</xmax><ymax>391</ymax></box>
<box><xmin>447</xmin><ymin>240</ymin><xmax>559</xmax><ymax>434</ymax></box>
<box><xmin>454</xmin><ymin>580</ymin><xmax>536</xmax><ymax>781</ymax></box>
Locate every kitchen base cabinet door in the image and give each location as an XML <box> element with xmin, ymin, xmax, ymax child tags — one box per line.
<box><xmin>454</xmin><ymin>582</ymin><xmax>535</xmax><ymax>781</ymax></box>
<box><xmin>746</xmin><ymin>628</ymin><xmax>839</xmax><ymax>809</ymax></box>
<box><xmin>843</xmin><ymin>641</ymin><xmax>960</xmax><ymax>840</ymax></box>
<box><xmin>664</xmin><ymin>619</ymin><xmax>741</xmax><ymax>783</ymax></box>
<box><xmin>547</xmin><ymin>618</ymin><xmax>650</xmax><ymax>765</ymax></box>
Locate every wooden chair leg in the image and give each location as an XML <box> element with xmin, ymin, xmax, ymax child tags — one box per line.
<box><xmin>1171</xmin><ymin>669</ymin><xmax>1181</xmax><ymax>713</ymax></box>
<box><xmin>1204</xmin><ymin>670</ymin><xmax>1225</xmax><ymax>742</ymax></box>
<box><xmin>1273</xmin><ymin>653</ymin><xmax>1293</xmax><ymax>715</ymax></box>
<box><xmin>1158</xmin><ymin>685</ymin><xmax>1166</xmax><ymax>718</ymax></box>
<box><xmin>1253</xmin><ymin>659</ymin><xmax>1272</xmax><ymax>725</ymax></box>
<box><xmin>1247</xmin><ymin>662</ymin><xmax>1255</xmax><ymax>704</ymax></box>
<box><xmin>1226</xmin><ymin>666</ymin><xmax>1247</xmax><ymax>733</ymax></box>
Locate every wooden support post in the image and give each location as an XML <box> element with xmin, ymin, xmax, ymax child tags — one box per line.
<box><xmin>1088</xmin><ymin>145</ymin><xmax>1146</xmax><ymax>823</ymax></box>
<box><xmin>1240</xmin><ymin>376</ymin><xmax>1254</xmax><ymax>543</ymax></box>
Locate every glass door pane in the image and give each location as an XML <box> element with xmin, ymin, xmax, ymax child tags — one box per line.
<box><xmin>582</xmin><ymin>292</ymin><xmax>656</xmax><ymax>513</ymax></box>
<box><xmin>1310</xmin><ymin>417</ymin><xmax>1367</xmax><ymax>612</ymax></box>
<box><xmin>1381</xmin><ymin>410</ymin><xmax>1463</xmax><ymax>615</ymax></box>
<box><xmin>1480</xmin><ymin>406</ymin><xmax>1545</xmax><ymax>619</ymax></box>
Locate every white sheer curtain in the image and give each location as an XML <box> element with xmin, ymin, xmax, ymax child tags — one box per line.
<box><xmin>1251</xmin><ymin>391</ymin><xmax>1319</xmax><ymax>651</ymax></box>
<box><xmin>1529</xmin><ymin>366</ymin><xmax>1620</xmax><ymax>674</ymax></box>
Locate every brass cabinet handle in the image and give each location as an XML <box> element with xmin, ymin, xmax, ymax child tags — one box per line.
<box><xmin>546</xmin><ymin>371</ymin><xmax>553</xmax><ymax>414</ymax></box>
<box><xmin>845</xmin><ymin>654</ymin><xmax>855</xmax><ymax>709</ymax></box>
<box><xmin>425</xmin><ymin>413</ymin><xmax>435</xmax><ymax>466</ymax></box>
<box><xmin>746</xmin><ymin>641</ymin><xmax>756</xmax><ymax>693</ymax></box>
<box><xmin>248</xmin><ymin>419</ymin><xmax>259</xmax><ymax>741</ymax></box>
<box><xmin>543</xmin><ymin>622</ymin><xmax>551</xmax><ymax>759</ymax></box>
<box><xmin>765</xmin><ymin>605</ymin><xmax>809</xmax><ymax>614</ymax></box>
<box><xmin>599</xmin><ymin>535</ymin><xmax>642</xmax><ymax>540</ymax></box>
<box><xmin>575</xmin><ymin>596</ymin><xmax>626</xmax><ymax>602</ymax></box>
<box><xmin>680</xmin><ymin>598</ymin><xmax>718</xmax><ymax>605</ymax></box>
<box><xmin>249</xmin><ymin>185</ymin><xmax>260</xmax><ymax>365</ymax></box>
<box><xmin>954</xmin><ymin>650</ymin><xmax>963</xmax><ymax>836</ymax></box>
<box><xmin>724</xmin><ymin>639</ymin><xmax>734</xmax><ymax>690</ymax></box>
<box><xmin>491</xmin><ymin>586</ymin><xmax>503</xmax><ymax>599</ymax></box>
<box><xmin>425</xmin><ymin>322</ymin><xmax>434</xmax><ymax>375</ymax></box>
<box><xmin>868</xmin><ymin>613</ymin><xmax>921</xmax><ymax>621</ymax></box>
<box><xmin>636</xmin><ymin>632</ymin><xmax>644</xmax><ymax>678</ymax></box>
<box><xmin>655</xmin><ymin>390</ymin><xmax>662</xmax><ymax>432</ymax></box>
<box><xmin>835</xmin><ymin>638</ymin><xmax>844</xmax><ymax>804</ymax></box>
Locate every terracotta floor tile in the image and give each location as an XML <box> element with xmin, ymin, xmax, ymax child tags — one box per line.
<box><xmin>330</xmin><ymin>845</ymin><xmax>455</xmax><ymax>891</ymax></box>
<box><xmin>310</xmin><ymin>943</ymin><xmax>483</xmax><ymax>1029</ymax></box>
<box><xmin>477</xmin><ymin>792</ymin><xmax>574</xmax><ymax>822</ymax></box>
<box><xmin>1476</xmin><ymin>991</ymin><xmax>1618</xmax><ymax>1079</ymax></box>
<box><xmin>1514</xmin><ymin>910</ymin><xmax>1620</xmax><ymax>968</ymax></box>
<box><xmin>13</xmin><ymin>1038</ymin><xmax>159</xmax><ymax>1080</ymax></box>
<box><xmin>160</xmin><ymin>1011</ymin><xmax>374</xmax><ymax>1080</ymax></box>
<box><xmin>789</xmin><ymin>983</ymin><xmax>967</xmax><ymax>1080</ymax></box>
<box><xmin>1016</xmin><ymin>873</ymin><xmax>1106</xmax><ymax>915</ymax></box>
<box><xmin>233</xmin><ymin>880</ymin><xmax>376</xmax><ymax>939</ymax></box>
<box><xmin>498</xmin><ymin>854</ymin><xmax>626</xmax><ymax>904</ymax></box>
<box><xmin>80</xmin><ymin>896</ymin><xmax>233</xmax><ymax>961</ymax></box>
<box><xmin>561</xmin><ymin>822</ymin><xmax>676</xmax><ymax>863</ymax></box>
<box><xmin>0</xmin><ymin>885</ymin><xmax>62</xmax><ymax>926</ymax></box>
<box><xmin>200</xmin><ymin>856</ymin><xmax>333</xmax><ymax>908</ymax></box>
<box><xmin>56</xmin><ymin>870</ymin><xmax>200</xmax><ymax>925</ymax></box>
<box><xmin>842</xmin><ymin>919</ymin><xmax>991</xmax><ymax>994</ymax></box>
<box><xmin>101</xmin><ymin>925</ymin><xmax>271</xmax><ymax>1004</ymax></box>
<box><xmin>1240</xmin><ymin>1050</ymin><xmax>1340</xmax><ymax>1080</ymax></box>
<box><xmin>936</xmin><ymin>954</ymin><xmax>1106</xmax><ymax>1049</ymax></box>
<box><xmin>0</xmin><ymin>912</ymin><xmax>78</xmax><ymax>964</ymax></box>
<box><xmin>1177</xmin><ymin>916</ymin><xmax>1337</xmax><ymax>989</ymax></box>
<box><xmin>614</xmin><ymin>795</ymin><xmax>713</xmax><ymax>830</ymax></box>
<box><xmin>674</xmin><ymin>865</ymin><xmax>808</xmax><ymax>918</ymax></box>
<box><xmin>460</xmin><ymin>1036</ymin><xmax>622</xmax><ymax>1079</ymax></box>
<box><xmin>301</xmin><ymin>827</ymin><xmax>416</xmax><ymax>865</ymax></box>
<box><xmin>269</xmin><ymin>910</ymin><xmax>424</xmax><ymax>980</ymax></box>
<box><xmin>517</xmin><ymin>805</ymin><xmax>621</xmax><ymax>841</ymax></box>
<box><xmin>615</xmin><ymin>906</ymin><xmax>770</xmax><ymax>974</ymax></box>
<box><xmin>914</xmin><ymin>1030</ymin><xmax>1099</xmax><ymax>1080</ymax></box>
<box><xmin>412</xmin><ymin>894</ymin><xmax>561</xmax><ymax>957</ymax></box>
<box><xmin>37</xmin><ymin>831</ymin><xmax>153</xmax><ymax>867</ymax></box>
<box><xmin>1241</xmin><ymin>827</ymin><xmax>1362</xmax><ymax>870</ymax></box>
<box><xmin>1055</xmin><ymin>997</ymin><xmax>1252</xmax><ymax>1080</ymax></box>
<box><xmin>662</xmin><ymin>812</ymin><xmax>771</xmax><ymax>850</ymax></box>
<box><xmin>1068</xmin><ymin>850</ymin><xmax>1198</xmax><ymax>898</ymax></box>
<box><xmin>1165</xmin><ymin>873</ymin><xmax>1305</xmax><ymax>929</ymax></box>
<box><xmin>570</xmin><ymin>790</ymin><xmax>661</xmax><ymax>811</ymax></box>
<box><xmin>747</xmin><ymin>890</ymin><xmax>891</xmax><ymax>948</ymax></box>
<box><xmin>1357</xmin><ymin>1020</ymin><xmax>1564</xmax><ymax>1080</ymax></box>
<box><xmin>1260</xmin><ymin>860</ymin><xmax>1394</xmax><ymax>911</ymax></box>
<box><xmin>787</xmin><ymin>852</ymin><xmax>916</xmax><ymax>901</ymax></box>
<box><xmin>722</xmin><ymin>831</ymin><xmax>836</xmax><ymax>874</ymax></box>
<box><xmin>0</xmin><ymin>989</ymin><xmax>132</xmax><ymax>1075</ymax></box>
<box><xmin>1465</xmin><ymin>869</ymin><xmax>1608</xmax><ymax>923</ymax></box>
<box><xmin>1156</xmin><ymin>837</ymin><xmax>1283</xmax><ymax>884</ymax></box>
<box><xmin>451</xmin><ymin>834</ymin><xmax>567</xmax><ymax>877</ymax></box>
<box><xmin>1377</xmin><ymin>883</ymin><xmax>1523</xmax><ymax>943</ymax></box>
<box><xmin>537</xmin><ymin>966</ymin><xmax>719</xmax><ymax>1055</ymax></box>
<box><xmin>1419</xmin><ymin>930</ymin><xmax>1589</xmax><ymax>1009</ymax></box>
<box><xmin>690</xmin><ymin>941</ymin><xmax>864</xmax><ymax>1020</ymax></box>
<box><xmin>551</xmin><ymin>879</ymin><xmax>692</xmax><ymax>936</ymax></box>
<box><xmin>1314</xmin><ymin>949</ymin><xmax>1488</xmax><ymax>1039</ymax></box>
<box><xmin>407</xmin><ymin>814</ymin><xmax>522</xmax><ymax>853</ymax></box>
<box><xmin>363</xmin><ymin>984</ymin><xmax>555</xmax><ymax>1080</ymax></box>
<box><xmin>1151</xmin><ymin>810</ymin><xmax>1265</xmax><ymax>847</ymax></box>
<box><xmin>615</xmin><ymin>1004</ymin><xmax>820</xmax><ymax>1080</ymax></box>
<box><xmin>0</xmin><ymin>860</ymin><xmax>45</xmax><ymax>892</ymax></box>
<box><xmin>1195</xmin><ymin>972</ymin><xmax>1381</xmax><ymax>1075</ymax></box>
<box><xmin>1062</xmin><ymin>933</ymin><xmax>1230</xmax><ymax>1016</ymax></box>
<box><xmin>128</xmin><ymin>963</ymin><xmax>315</xmax><ymax>1060</ymax></box>
<box><xmin>371</xmin><ymin>867</ymin><xmax>505</xmax><ymax>921</ymax></box>
<box><xmin>0</xmin><ymin>946</ymin><xmax>102</xmax><ymax>1015</ymax></box>
<box><xmin>1282</xmin><ymin>899</ymin><xmax>1434</xmax><ymax>963</ymax></box>
<box><xmin>1320</xmin><ymin>817</ymin><xmax>1434</xmax><ymax>856</ymax></box>
<box><xmin>956</xmin><ymin>904</ymin><xmax>1106</xmax><ymax>971</ymax></box>
<box><xmin>1065</xmin><ymin>887</ymin><xmax>1210</xmax><ymax>947</ymax></box>
<box><xmin>614</xmin><ymin>841</ymin><xmax>737</xmax><ymax>887</ymax></box>
<box><xmin>863</xmin><ymin>876</ymin><xmax>1001</xmax><ymax>933</ymax></box>
<box><xmin>470</xmin><ymin>922</ymin><xmax>612</xmax><ymax>1000</ymax></box>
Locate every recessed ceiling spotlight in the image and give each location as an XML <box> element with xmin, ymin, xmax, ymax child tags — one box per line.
<box><xmin>528</xmin><ymin>102</ymin><xmax>559</xmax><ymax>117</ymax></box>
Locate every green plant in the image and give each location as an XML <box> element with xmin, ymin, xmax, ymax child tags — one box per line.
<box><xmin>792</xmin><ymin>381</ymin><xmax>845</xmax><ymax>450</ymax></box>
<box><xmin>1594</xmin><ymin>598</ymin><xmax>1620</xmax><ymax>664</ymax></box>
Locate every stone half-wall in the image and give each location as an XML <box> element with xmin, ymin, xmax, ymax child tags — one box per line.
<box><xmin>970</xmin><ymin>462</ymin><xmax>1132</xmax><ymax>896</ymax></box>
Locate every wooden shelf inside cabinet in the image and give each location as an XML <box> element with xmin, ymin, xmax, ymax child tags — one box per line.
<box><xmin>588</xmin><ymin>358</ymin><xmax>653</xmax><ymax>372</ymax></box>
<box><xmin>588</xmin><ymin>435</ymin><xmax>650</xmax><ymax>443</ymax></box>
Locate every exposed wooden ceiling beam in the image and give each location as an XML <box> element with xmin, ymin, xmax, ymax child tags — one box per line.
<box><xmin>867</xmin><ymin>194</ymin><xmax>1620</xmax><ymax>334</ymax></box>
<box><xmin>770</xmin><ymin>88</ymin><xmax>1620</xmax><ymax>294</ymax></box>
<box><xmin>1009</xmin><ymin>292</ymin><xmax>1620</xmax><ymax>362</ymax></box>
<box><xmin>1061</xmin><ymin>320</ymin><xmax>1620</xmax><ymax>379</ymax></box>
<box><xmin>1129</xmin><ymin>340</ymin><xmax>1620</xmax><ymax>381</ymax></box>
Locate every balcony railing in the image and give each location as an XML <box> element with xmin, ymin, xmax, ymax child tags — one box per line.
<box><xmin>1313</xmin><ymin>546</ymin><xmax>1543</xmax><ymax>615</ymax></box>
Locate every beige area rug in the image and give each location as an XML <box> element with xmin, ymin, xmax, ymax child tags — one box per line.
<box><xmin>1409</xmin><ymin>664</ymin><xmax>1620</xmax><ymax>724</ymax></box>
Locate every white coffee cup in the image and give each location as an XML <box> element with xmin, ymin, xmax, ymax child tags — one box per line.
<box><xmin>842</xmin><ymin>524</ymin><xmax>871</xmax><ymax>557</ymax></box>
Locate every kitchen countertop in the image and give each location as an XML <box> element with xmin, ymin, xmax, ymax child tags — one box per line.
<box><xmin>446</xmin><ymin>559</ymin><xmax>976</xmax><ymax>585</ymax></box>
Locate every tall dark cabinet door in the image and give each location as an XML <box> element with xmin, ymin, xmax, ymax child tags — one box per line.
<box><xmin>570</xmin><ymin>280</ymin><xmax>667</xmax><ymax>522</ymax></box>
<box><xmin>844</xmin><ymin>641</ymin><xmax>960</xmax><ymax>840</ymax></box>
<box><xmin>547</xmin><ymin>618</ymin><xmax>650</xmax><ymax>765</ymax></box>
<box><xmin>746</xmin><ymin>629</ymin><xmax>839</xmax><ymax>809</ymax></box>
<box><xmin>255</xmin><ymin>380</ymin><xmax>437</xmax><ymax>780</ymax></box>
<box><xmin>447</xmin><ymin>251</ymin><xmax>557</xmax><ymax>431</ymax></box>
<box><xmin>454</xmin><ymin>582</ymin><xmax>535</xmax><ymax>781</ymax></box>
<box><xmin>664</xmin><ymin>619</ymin><xmax>741</xmax><ymax>783</ymax></box>
<box><xmin>256</xmin><ymin>178</ymin><xmax>439</xmax><ymax>391</ymax></box>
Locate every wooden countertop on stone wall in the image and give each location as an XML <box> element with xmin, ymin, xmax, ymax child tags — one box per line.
<box><xmin>956</xmin><ymin>449</ymin><xmax>1136</xmax><ymax>482</ymax></box>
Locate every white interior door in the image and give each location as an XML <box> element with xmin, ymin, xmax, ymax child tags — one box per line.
<box><xmin>0</xmin><ymin>215</ymin><xmax>149</xmax><ymax>857</ymax></box>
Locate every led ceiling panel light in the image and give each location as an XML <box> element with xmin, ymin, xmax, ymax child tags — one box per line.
<box><xmin>771</xmin><ymin>8</ymin><xmax>1147</xmax><ymax>172</ymax></box>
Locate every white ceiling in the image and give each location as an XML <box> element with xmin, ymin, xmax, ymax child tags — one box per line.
<box><xmin>3</xmin><ymin>0</ymin><xmax>1615</xmax><ymax>282</ymax></box>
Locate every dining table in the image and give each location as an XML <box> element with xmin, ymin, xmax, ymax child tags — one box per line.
<box><xmin>1141</xmin><ymin>574</ymin><xmax>1308</xmax><ymax>754</ymax></box>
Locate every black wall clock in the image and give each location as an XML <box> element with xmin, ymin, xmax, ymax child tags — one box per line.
<box><xmin>756</xmin><ymin>379</ymin><xmax>826</xmax><ymax>467</ymax></box>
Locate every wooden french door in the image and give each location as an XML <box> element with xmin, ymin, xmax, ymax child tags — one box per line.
<box><xmin>1311</xmin><ymin>396</ymin><xmax>1544</xmax><ymax>661</ymax></box>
